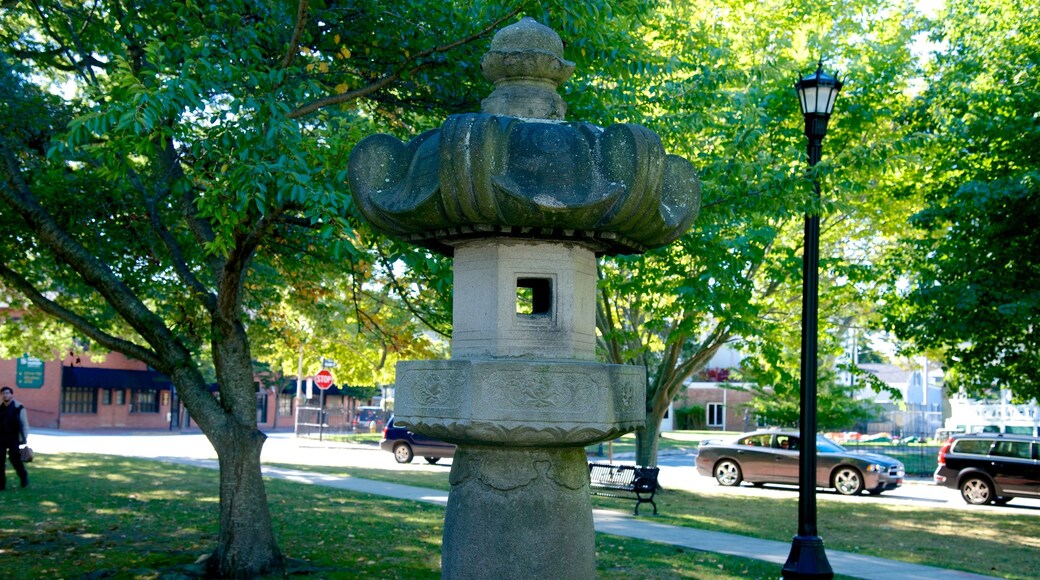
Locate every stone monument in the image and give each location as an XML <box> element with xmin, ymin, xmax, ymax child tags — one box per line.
<box><xmin>348</xmin><ymin>18</ymin><xmax>701</xmax><ymax>579</ymax></box>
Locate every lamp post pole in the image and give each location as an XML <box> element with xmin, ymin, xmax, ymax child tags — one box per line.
<box><xmin>782</xmin><ymin>60</ymin><xmax>844</xmax><ymax>580</ymax></box>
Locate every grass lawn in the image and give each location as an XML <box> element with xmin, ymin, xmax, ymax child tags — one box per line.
<box><xmin>0</xmin><ymin>453</ymin><xmax>789</xmax><ymax>579</ymax></box>
<box><xmin>270</xmin><ymin>463</ymin><xmax>1040</xmax><ymax>579</ymax></box>
<box><xmin>307</xmin><ymin>432</ymin><xmax>384</xmax><ymax>445</ymax></box>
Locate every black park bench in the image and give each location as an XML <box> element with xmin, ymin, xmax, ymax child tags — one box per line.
<box><xmin>588</xmin><ymin>463</ymin><xmax>660</xmax><ymax>515</ymax></box>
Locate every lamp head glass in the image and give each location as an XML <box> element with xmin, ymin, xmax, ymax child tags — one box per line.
<box><xmin>796</xmin><ymin>61</ymin><xmax>844</xmax><ymax>116</ymax></box>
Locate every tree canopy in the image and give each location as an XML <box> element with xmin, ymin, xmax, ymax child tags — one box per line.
<box><xmin>0</xmin><ymin>0</ymin><xmax>689</xmax><ymax>574</ymax></box>
<box><xmin>591</xmin><ymin>0</ymin><xmax>927</xmax><ymax>463</ymax></box>
<box><xmin>879</xmin><ymin>0</ymin><xmax>1040</xmax><ymax>402</ymax></box>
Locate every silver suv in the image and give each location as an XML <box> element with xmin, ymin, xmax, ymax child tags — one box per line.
<box><xmin>933</xmin><ymin>433</ymin><xmax>1040</xmax><ymax>505</ymax></box>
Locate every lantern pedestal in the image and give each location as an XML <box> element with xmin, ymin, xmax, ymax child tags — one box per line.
<box><xmin>394</xmin><ymin>241</ymin><xmax>645</xmax><ymax>579</ymax></box>
<box><xmin>441</xmin><ymin>446</ymin><xmax>594</xmax><ymax>578</ymax></box>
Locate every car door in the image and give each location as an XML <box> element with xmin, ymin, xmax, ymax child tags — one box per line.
<box><xmin>989</xmin><ymin>440</ymin><xmax>1040</xmax><ymax>497</ymax></box>
<box><xmin>770</xmin><ymin>434</ymin><xmax>800</xmax><ymax>483</ymax></box>
<box><xmin>1029</xmin><ymin>442</ymin><xmax>1040</xmax><ymax>497</ymax></box>
<box><xmin>731</xmin><ymin>434</ymin><xmax>775</xmax><ymax>481</ymax></box>
<box><xmin>410</xmin><ymin>429</ymin><xmax>455</xmax><ymax>457</ymax></box>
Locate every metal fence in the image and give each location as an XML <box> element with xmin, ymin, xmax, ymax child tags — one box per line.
<box><xmin>842</xmin><ymin>443</ymin><xmax>941</xmax><ymax>478</ymax></box>
<box><xmin>294</xmin><ymin>405</ymin><xmax>387</xmax><ymax>440</ymax></box>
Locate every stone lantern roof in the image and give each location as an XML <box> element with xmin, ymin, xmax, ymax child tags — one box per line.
<box><xmin>348</xmin><ymin>17</ymin><xmax>701</xmax><ymax>255</ymax></box>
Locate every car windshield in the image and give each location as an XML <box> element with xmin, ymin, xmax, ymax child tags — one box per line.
<box><xmin>816</xmin><ymin>435</ymin><xmax>845</xmax><ymax>453</ymax></box>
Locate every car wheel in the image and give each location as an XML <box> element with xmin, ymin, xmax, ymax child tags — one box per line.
<box><xmin>833</xmin><ymin>467</ymin><xmax>864</xmax><ymax>495</ymax></box>
<box><xmin>714</xmin><ymin>459</ymin><xmax>743</xmax><ymax>486</ymax></box>
<box><xmin>424</xmin><ymin>457</ymin><xmax>440</xmax><ymax>464</ymax></box>
<box><xmin>393</xmin><ymin>442</ymin><xmax>414</xmax><ymax>464</ymax></box>
<box><xmin>960</xmin><ymin>476</ymin><xmax>993</xmax><ymax>505</ymax></box>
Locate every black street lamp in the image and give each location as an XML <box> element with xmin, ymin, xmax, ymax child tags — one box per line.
<box><xmin>782</xmin><ymin>60</ymin><xmax>844</xmax><ymax>580</ymax></box>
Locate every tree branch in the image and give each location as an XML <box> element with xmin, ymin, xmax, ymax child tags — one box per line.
<box><xmin>374</xmin><ymin>245</ymin><xmax>450</xmax><ymax>338</ymax></box>
<box><xmin>143</xmin><ymin>138</ymin><xmax>218</xmax><ymax>313</ymax></box>
<box><xmin>215</xmin><ymin>210</ymin><xmax>281</xmax><ymax>319</ymax></box>
<box><xmin>289</xmin><ymin>70</ymin><xmax>402</xmax><ymax>119</ymax></box>
<box><xmin>117</xmin><ymin>138</ymin><xmax>213</xmax><ymax>308</ymax></box>
<box><xmin>596</xmin><ymin>268</ymin><xmax>625</xmax><ymax>364</ymax></box>
<box><xmin>29</xmin><ymin>0</ymin><xmax>100</xmax><ymax>86</ymax></box>
<box><xmin>674</xmin><ymin>326</ymin><xmax>730</xmax><ymax>381</ymax></box>
<box><xmin>280</xmin><ymin>0</ymin><xmax>309</xmax><ymax>69</ymax></box>
<box><xmin>272</xmin><ymin>213</ymin><xmax>319</xmax><ymax>228</ymax></box>
<box><xmin>0</xmin><ymin>262</ymin><xmax>165</xmax><ymax>370</ymax></box>
<box><xmin>173</xmin><ymin>170</ymin><xmax>223</xmax><ymax>281</ymax></box>
<box><xmin>288</xmin><ymin>5</ymin><xmax>522</xmax><ymax>119</ymax></box>
<box><xmin>649</xmin><ymin>334</ymin><xmax>684</xmax><ymax>400</ymax></box>
<box><xmin>0</xmin><ymin>139</ymin><xmax>181</xmax><ymax>360</ymax></box>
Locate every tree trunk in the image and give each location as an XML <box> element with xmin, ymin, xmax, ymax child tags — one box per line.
<box><xmin>208</xmin><ymin>424</ymin><xmax>284</xmax><ymax>577</ymax></box>
<box><xmin>635</xmin><ymin>412</ymin><xmax>662</xmax><ymax>467</ymax></box>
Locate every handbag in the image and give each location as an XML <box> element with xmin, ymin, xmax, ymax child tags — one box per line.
<box><xmin>19</xmin><ymin>446</ymin><xmax>34</xmax><ymax>462</ymax></box>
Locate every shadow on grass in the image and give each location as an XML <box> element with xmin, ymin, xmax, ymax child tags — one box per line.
<box><xmin>2</xmin><ymin>454</ymin><xmax>792</xmax><ymax>579</ymax></box>
<box><xmin>0</xmin><ymin>454</ymin><xmax>444</xmax><ymax>579</ymax></box>
<box><xmin>264</xmin><ymin>461</ymin><xmax>1035</xmax><ymax>578</ymax></box>
<box><xmin>647</xmin><ymin>486</ymin><xmax>1034</xmax><ymax>579</ymax></box>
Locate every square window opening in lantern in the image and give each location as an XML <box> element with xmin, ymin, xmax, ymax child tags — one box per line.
<box><xmin>516</xmin><ymin>277</ymin><xmax>552</xmax><ymax>317</ymax></box>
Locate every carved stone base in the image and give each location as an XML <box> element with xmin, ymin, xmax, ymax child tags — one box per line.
<box><xmin>442</xmin><ymin>445</ymin><xmax>594</xmax><ymax>579</ymax></box>
<box><xmin>394</xmin><ymin>359</ymin><xmax>645</xmax><ymax>447</ymax></box>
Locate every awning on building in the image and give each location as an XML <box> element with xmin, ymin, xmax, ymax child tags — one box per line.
<box><xmin>62</xmin><ymin>366</ymin><xmax>174</xmax><ymax>391</ymax></box>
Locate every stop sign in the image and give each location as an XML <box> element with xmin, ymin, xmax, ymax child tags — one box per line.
<box><xmin>314</xmin><ymin>369</ymin><xmax>334</xmax><ymax>390</ymax></box>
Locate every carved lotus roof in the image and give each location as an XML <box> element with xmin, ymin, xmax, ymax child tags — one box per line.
<box><xmin>347</xmin><ymin>18</ymin><xmax>700</xmax><ymax>256</ymax></box>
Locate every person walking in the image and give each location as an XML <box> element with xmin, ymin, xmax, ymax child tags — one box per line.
<box><xmin>0</xmin><ymin>386</ymin><xmax>30</xmax><ymax>490</ymax></box>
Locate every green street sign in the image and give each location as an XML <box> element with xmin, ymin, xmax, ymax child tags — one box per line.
<box><xmin>16</xmin><ymin>355</ymin><xmax>45</xmax><ymax>388</ymax></box>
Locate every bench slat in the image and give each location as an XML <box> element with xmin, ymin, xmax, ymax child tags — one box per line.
<box><xmin>587</xmin><ymin>462</ymin><xmax>659</xmax><ymax>515</ymax></box>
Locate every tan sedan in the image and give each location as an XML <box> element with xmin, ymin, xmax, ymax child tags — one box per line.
<box><xmin>694</xmin><ymin>430</ymin><xmax>905</xmax><ymax>496</ymax></box>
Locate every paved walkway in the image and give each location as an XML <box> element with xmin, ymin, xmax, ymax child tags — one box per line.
<box><xmin>30</xmin><ymin>430</ymin><xmax>999</xmax><ymax>580</ymax></box>
<box><xmin>258</xmin><ymin>463</ymin><xmax>997</xmax><ymax>580</ymax></box>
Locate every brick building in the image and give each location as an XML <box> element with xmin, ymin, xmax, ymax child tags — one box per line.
<box><xmin>673</xmin><ymin>382</ymin><xmax>756</xmax><ymax>432</ymax></box>
<box><xmin>0</xmin><ymin>351</ymin><xmax>289</xmax><ymax>431</ymax></box>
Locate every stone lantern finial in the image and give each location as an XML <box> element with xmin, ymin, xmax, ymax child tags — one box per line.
<box><xmin>480</xmin><ymin>17</ymin><xmax>575</xmax><ymax>119</ymax></box>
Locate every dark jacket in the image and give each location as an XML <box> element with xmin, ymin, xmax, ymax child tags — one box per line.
<box><xmin>0</xmin><ymin>400</ymin><xmax>29</xmax><ymax>446</ymax></box>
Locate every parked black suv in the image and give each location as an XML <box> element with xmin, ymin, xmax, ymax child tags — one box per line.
<box><xmin>379</xmin><ymin>416</ymin><xmax>456</xmax><ymax>464</ymax></box>
<box><xmin>934</xmin><ymin>433</ymin><xmax>1040</xmax><ymax>505</ymax></box>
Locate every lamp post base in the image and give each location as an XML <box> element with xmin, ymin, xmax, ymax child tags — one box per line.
<box><xmin>781</xmin><ymin>535</ymin><xmax>833</xmax><ymax>579</ymax></box>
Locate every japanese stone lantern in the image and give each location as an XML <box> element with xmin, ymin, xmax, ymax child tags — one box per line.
<box><xmin>348</xmin><ymin>18</ymin><xmax>700</xmax><ymax>579</ymax></box>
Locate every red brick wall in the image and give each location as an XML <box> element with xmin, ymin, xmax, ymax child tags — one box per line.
<box><xmin>0</xmin><ymin>356</ymin><xmax>63</xmax><ymax>429</ymax></box>
<box><xmin>676</xmin><ymin>384</ymin><xmax>756</xmax><ymax>432</ymax></box>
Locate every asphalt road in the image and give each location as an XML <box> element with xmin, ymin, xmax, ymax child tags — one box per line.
<box><xmin>30</xmin><ymin>429</ymin><xmax>1040</xmax><ymax>516</ymax></box>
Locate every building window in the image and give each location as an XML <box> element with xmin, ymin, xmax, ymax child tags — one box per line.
<box><xmin>278</xmin><ymin>394</ymin><xmax>294</xmax><ymax>417</ymax></box>
<box><xmin>62</xmin><ymin>386</ymin><xmax>98</xmax><ymax>414</ymax></box>
<box><xmin>256</xmin><ymin>392</ymin><xmax>269</xmax><ymax>423</ymax></box>
<box><xmin>101</xmin><ymin>389</ymin><xmax>112</xmax><ymax>405</ymax></box>
<box><xmin>131</xmin><ymin>389</ymin><xmax>160</xmax><ymax>413</ymax></box>
<box><xmin>114</xmin><ymin>389</ymin><xmax>126</xmax><ymax>405</ymax></box>
<box><xmin>707</xmin><ymin>403</ymin><xmax>725</xmax><ymax>427</ymax></box>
